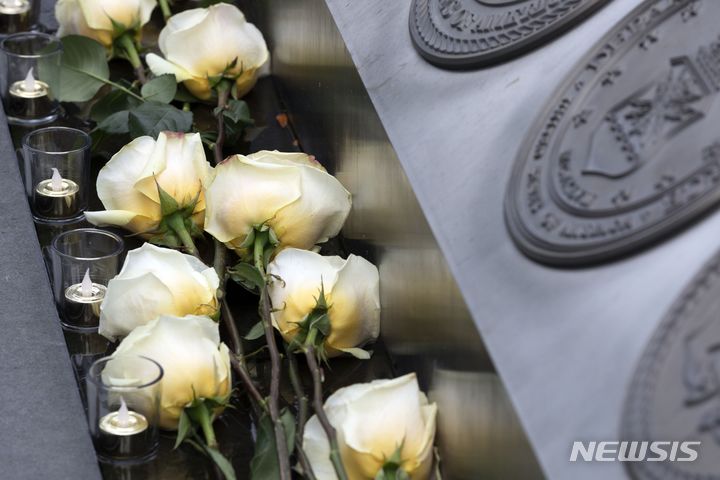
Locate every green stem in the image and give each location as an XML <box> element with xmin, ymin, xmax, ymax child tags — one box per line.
<box><xmin>214</xmin><ymin>81</ymin><xmax>231</xmax><ymax>165</ymax></box>
<box><xmin>306</xmin><ymin>346</ymin><xmax>349</xmax><ymax>480</ymax></box>
<box><xmin>286</xmin><ymin>346</ymin><xmax>316</xmax><ymax>480</ymax></box>
<box><xmin>253</xmin><ymin>231</ymin><xmax>267</xmax><ymax>275</ymax></box>
<box><xmin>196</xmin><ymin>404</ymin><xmax>218</xmax><ymax>449</ymax></box>
<box><xmin>117</xmin><ymin>34</ymin><xmax>146</xmax><ymax>84</ymax></box>
<box><xmin>253</xmin><ymin>233</ymin><xmax>292</xmax><ymax>480</ymax></box>
<box><xmin>158</xmin><ymin>0</ymin><xmax>172</xmax><ymax>21</ymax></box>
<box><xmin>167</xmin><ymin>213</ymin><xmax>198</xmax><ymax>257</ymax></box>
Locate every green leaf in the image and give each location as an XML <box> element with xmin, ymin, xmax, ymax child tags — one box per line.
<box><xmin>141</xmin><ymin>74</ymin><xmax>178</xmax><ymax>104</ymax></box>
<box><xmin>90</xmin><ymin>87</ymin><xmax>141</xmax><ymax>123</ymax></box>
<box><xmin>249</xmin><ymin>411</ymin><xmax>295</xmax><ymax>480</ymax></box>
<box><xmin>205</xmin><ymin>446</ymin><xmax>237</xmax><ymax>480</ymax></box>
<box><xmin>243</xmin><ymin>321</ymin><xmax>265</xmax><ymax>341</ymax></box>
<box><xmin>224</xmin><ymin>99</ymin><xmax>253</xmax><ymax>125</ymax></box>
<box><xmin>128</xmin><ymin>102</ymin><xmax>193</xmax><ymax>138</ymax></box>
<box><xmin>280</xmin><ymin>409</ymin><xmax>296</xmax><ymax>454</ymax></box>
<box><xmin>95</xmin><ymin>111</ymin><xmax>130</xmax><ymax>134</ymax></box>
<box><xmin>51</xmin><ymin>36</ymin><xmax>110</xmax><ymax>102</ymax></box>
<box><xmin>174</xmin><ymin>410</ymin><xmax>192</xmax><ymax>450</ymax></box>
<box><xmin>229</xmin><ymin>262</ymin><xmax>264</xmax><ymax>293</ymax></box>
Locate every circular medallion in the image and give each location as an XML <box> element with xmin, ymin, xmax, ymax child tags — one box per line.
<box><xmin>623</xmin><ymin>251</ymin><xmax>720</xmax><ymax>480</ymax></box>
<box><xmin>409</xmin><ymin>0</ymin><xmax>610</xmax><ymax>68</ymax></box>
<box><xmin>505</xmin><ymin>0</ymin><xmax>720</xmax><ymax>265</ymax></box>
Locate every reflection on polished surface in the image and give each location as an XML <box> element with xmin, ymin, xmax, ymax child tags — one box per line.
<box><xmin>241</xmin><ymin>0</ymin><xmax>544</xmax><ymax>476</ymax></box>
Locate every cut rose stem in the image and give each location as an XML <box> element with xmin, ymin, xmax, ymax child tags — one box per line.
<box><xmin>286</xmin><ymin>346</ymin><xmax>316</xmax><ymax>480</ymax></box>
<box><xmin>230</xmin><ymin>355</ymin><xmax>266</xmax><ymax>411</ymax></box>
<box><xmin>305</xmin><ymin>345</ymin><xmax>349</xmax><ymax>480</ymax></box>
<box><xmin>214</xmin><ymin>82</ymin><xmax>231</xmax><ymax>165</ymax></box>
<box><xmin>214</xmin><ymin>240</ymin><xmax>243</xmax><ymax>356</ymax></box>
<box><xmin>260</xmin><ymin>286</ymin><xmax>292</xmax><ymax>480</ymax></box>
<box><xmin>158</xmin><ymin>0</ymin><xmax>172</xmax><ymax>21</ymax></box>
<box><xmin>254</xmin><ymin>235</ymin><xmax>292</xmax><ymax>480</ymax></box>
<box><xmin>117</xmin><ymin>34</ymin><xmax>147</xmax><ymax>84</ymax></box>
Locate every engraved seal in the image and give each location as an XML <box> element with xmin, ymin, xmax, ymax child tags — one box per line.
<box><xmin>623</xmin><ymin>251</ymin><xmax>720</xmax><ymax>480</ymax></box>
<box><xmin>505</xmin><ymin>0</ymin><xmax>720</xmax><ymax>265</ymax></box>
<box><xmin>409</xmin><ymin>0</ymin><xmax>609</xmax><ymax>68</ymax></box>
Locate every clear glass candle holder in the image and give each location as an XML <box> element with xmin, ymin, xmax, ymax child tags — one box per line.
<box><xmin>1</xmin><ymin>32</ymin><xmax>61</xmax><ymax>125</ymax></box>
<box><xmin>0</xmin><ymin>0</ymin><xmax>38</xmax><ymax>35</ymax></box>
<box><xmin>50</xmin><ymin>229</ymin><xmax>124</xmax><ymax>331</ymax></box>
<box><xmin>87</xmin><ymin>356</ymin><xmax>163</xmax><ymax>464</ymax></box>
<box><xmin>22</xmin><ymin>127</ymin><xmax>91</xmax><ymax>222</ymax></box>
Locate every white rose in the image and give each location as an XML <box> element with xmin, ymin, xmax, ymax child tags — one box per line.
<box><xmin>85</xmin><ymin>132</ymin><xmax>211</xmax><ymax>236</ymax></box>
<box><xmin>204</xmin><ymin>151</ymin><xmax>351</xmax><ymax>252</ymax></box>
<box><xmin>98</xmin><ymin>244</ymin><xmax>219</xmax><ymax>341</ymax></box>
<box><xmin>304</xmin><ymin>374</ymin><xmax>437</xmax><ymax>479</ymax></box>
<box><xmin>56</xmin><ymin>0</ymin><xmax>157</xmax><ymax>47</ymax></box>
<box><xmin>267</xmin><ymin>248</ymin><xmax>379</xmax><ymax>358</ymax></box>
<box><xmin>146</xmin><ymin>3</ymin><xmax>269</xmax><ymax>100</ymax></box>
<box><xmin>108</xmin><ymin>314</ymin><xmax>231</xmax><ymax>430</ymax></box>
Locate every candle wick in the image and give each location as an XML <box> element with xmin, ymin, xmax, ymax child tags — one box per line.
<box><xmin>81</xmin><ymin>269</ymin><xmax>93</xmax><ymax>297</ymax></box>
<box><xmin>118</xmin><ymin>397</ymin><xmax>130</xmax><ymax>428</ymax></box>
<box><xmin>51</xmin><ymin>168</ymin><xmax>63</xmax><ymax>192</ymax></box>
<box><xmin>23</xmin><ymin>67</ymin><xmax>36</xmax><ymax>92</ymax></box>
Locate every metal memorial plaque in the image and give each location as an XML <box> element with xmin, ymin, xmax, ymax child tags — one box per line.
<box><xmin>505</xmin><ymin>0</ymin><xmax>720</xmax><ymax>265</ymax></box>
<box><xmin>409</xmin><ymin>0</ymin><xmax>609</xmax><ymax>68</ymax></box>
<box><xmin>623</xmin><ymin>251</ymin><xmax>720</xmax><ymax>480</ymax></box>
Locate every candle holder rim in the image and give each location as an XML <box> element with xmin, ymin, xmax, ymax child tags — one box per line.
<box><xmin>0</xmin><ymin>32</ymin><xmax>62</xmax><ymax>58</ymax></box>
<box><xmin>22</xmin><ymin>126</ymin><xmax>92</xmax><ymax>155</ymax></box>
<box><xmin>51</xmin><ymin>228</ymin><xmax>125</xmax><ymax>261</ymax></box>
<box><xmin>87</xmin><ymin>355</ymin><xmax>164</xmax><ymax>391</ymax></box>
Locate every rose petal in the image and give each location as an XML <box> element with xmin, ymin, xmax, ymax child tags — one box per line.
<box><xmin>95</xmin><ymin>136</ymin><xmax>160</xmax><ymax>221</ymax></box>
<box><xmin>204</xmin><ymin>154</ymin><xmax>302</xmax><ymax>245</ymax></box>
<box><xmin>112</xmin><ymin>315</ymin><xmax>230</xmax><ymax>429</ymax></box>
<box><xmin>134</xmin><ymin>132</ymin><xmax>210</xmax><ymax>212</ymax></box>
<box><xmin>146</xmin><ymin>53</ymin><xmax>194</xmax><ymax>82</ymax></box>
<box><xmin>325</xmin><ymin>254</ymin><xmax>380</xmax><ymax>353</ymax></box>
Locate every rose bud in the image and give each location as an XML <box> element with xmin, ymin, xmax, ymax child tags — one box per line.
<box><xmin>146</xmin><ymin>3</ymin><xmax>269</xmax><ymax>100</ymax></box>
<box><xmin>304</xmin><ymin>373</ymin><xmax>438</xmax><ymax>479</ymax></box>
<box><xmin>108</xmin><ymin>314</ymin><xmax>231</xmax><ymax>430</ymax></box>
<box><xmin>98</xmin><ymin>244</ymin><xmax>219</xmax><ymax>341</ymax></box>
<box><xmin>85</xmin><ymin>132</ymin><xmax>211</xmax><ymax>252</ymax></box>
<box><xmin>56</xmin><ymin>0</ymin><xmax>157</xmax><ymax>47</ymax></box>
<box><xmin>266</xmin><ymin>248</ymin><xmax>380</xmax><ymax>359</ymax></box>
<box><xmin>204</xmin><ymin>151</ymin><xmax>351</xmax><ymax>253</ymax></box>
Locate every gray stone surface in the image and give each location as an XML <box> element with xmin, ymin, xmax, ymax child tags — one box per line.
<box><xmin>323</xmin><ymin>0</ymin><xmax>720</xmax><ymax>479</ymax></box>
<box><xmin>0</xmin><ymin>115</ymin><xmax>101</xmax><ymax>476</ymax></box>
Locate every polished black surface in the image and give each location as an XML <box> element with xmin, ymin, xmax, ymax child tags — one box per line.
<box><xmin>505</xmin><ymin>0</ymin><xmax>720</xmax><ymax>265</ymax></box>
<box><xmin>409</xmin><ymin>0</ymin><xmax>610</xmax><ymax>68</ymax></box>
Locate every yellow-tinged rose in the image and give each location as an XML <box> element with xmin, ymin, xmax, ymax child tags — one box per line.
<box><xmin>108</xmin><ymin>314</ymin><xmax>231</xmax><ymax>430</ymax></box>
<box><xmin>98</xmin><ymin>244</ymin><xmax>219</xmax><ymax>341</ymax></box>
<box><xmin>267</xmin><ymin>248</ymin><xmax>379</xmax><ymax>358</ymax></box>
<box><xmin>146</xmin><ymin>3</ymin><xmax>268</xmax><ymax>100</ymax></box>
<box><xmin>56</xmin><ymin>0</ymin><xmax>157</xmax><ymax>47</ymax></box>
<box><xmin>204</xmin><ymin>151</ymin><xmax>351</xmax><ymax>253</ymax></box>
<box><xmin>85</xmin><ymin>132</ymin><xmax>211</xmax><ymax>236</ymax></box>
<box><xmin>304</xmin><ymin>374</ymin><xmax>438</xmax><ymax>479</ymax></box>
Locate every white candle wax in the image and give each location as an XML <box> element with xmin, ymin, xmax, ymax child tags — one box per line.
<box><xmin>9</xmin><ymin>68</ymin><xmax>48</xmax><ymax>100</ymax></box>
<box><xmin>34</xmin><ymin>169</ymin><xmax>80</xmax><ymax>219</ymax></box>
<box><xmin>0</xmin><ymin>0</ymin><xmax>30</xmax><ymax>15</ymax></box>
<box><xmin>99</xmin><ymin>397</ymin><xmax>149</xmax><ymax>436</ymax></box>
<box><xmin>64</xmin><ymin>270</ymin><xmax>106</xmax><ymax>305</ymax></box>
